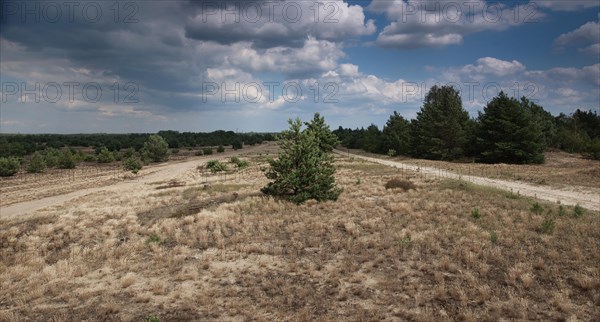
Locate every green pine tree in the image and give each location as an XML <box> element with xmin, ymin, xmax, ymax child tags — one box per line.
<box><xmin>304</xmin><ymin>112</ymin><xmax>339</xmax><ymax>153</ymax></box>
<box><xmin>382</xmin><ymin>111</ymin><xmax>412</xmax><ymax>156</ymax></box>
<box><xmin>262</xmin><ymin>117</ymin><xmax>342</xmax><ymax>204</ymax></box>
<box><xmin>27</xmin><ymin>151</ymin><xmax>46</xmax><ymax>173</ymax></box>
<box><xmin>477</xmin><ymin>92</ymin><xmax>545</xmax><ymax>164</ymax></box>
<box><xmin>412</xmin><ymin>85</ymin><xmax>471</xmax><ymax>160</ymax></box>
<box><xmin>141</xmin><ymin>134</ymin><xmax>171</xmax><ymax>162</ymax></box>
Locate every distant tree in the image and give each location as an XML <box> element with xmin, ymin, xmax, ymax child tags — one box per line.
<box><xmin>304</xmin><ymin>112</ymin><xmax>339</xmax><ymax>153</ymax></box>
<box><xmin>123</xmin><ymin>156</ymin><xmax>143</xmax><ymax>174</ymax></box>
<box><xmin>477</xmin><ymin>92</ymin><xmax>545</xmax><ymax>164</ymax></box>
<box><xmin>232</xmin><ymin>140</ymin><xmax>243</xmax><ymax>150</ymax></box>
<box><xmin>203</xmin><ymin>147</ymin><xmax>213</xmax><ymax>155</ymax></box>
<box><xmin>97</xmin><ymin>147</ymin><xmax>115</xmax><ymax>163</ymax></box>
<box><xmin>27</xmin><ymin>151</ymin><xmax>46</xmax><ymax>173</ymax></box>
<box><xmin>262</xmin><ymin>118</ymin><xmax>341</xmax><ymax>204</ymax></box>
<box><xmin>58</xmin><ymin>149</ymin><xmax>77</xmax><ymax>169</ymax></box>
<box><xmin>382</xmin><ymin>111</ymin><xmax>411</xmax><ymax>156</ymax></box>
<box><xmin>141</xmin><ymin>134</ymin><xmax>170</xmax><ymax>162</ymax></box>
<box><xmin>44</xmin><ymin>147</ymin><xmax>61</xmax><ymax>168</ymax></box>
<box><xmin>0</xmin><ymin>157</ymin><xmax>21</xmax><ymax>177</ymax></box>
<box><xmin>412</xmin><ymin>85</ymin><xmax>471</xmax><ymax>160</ymax></box>
<box><xmin>363</xmin><ymin>124</ymin><xmax>383</xmax><ymax>153</ymax></box>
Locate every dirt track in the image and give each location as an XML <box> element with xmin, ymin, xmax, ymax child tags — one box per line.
<box><xmin>335</xmin><ymin>150</ymin><xmax>600</xmax><ymax>211</ymax></box>
<box><xmin>0</xmin><ymin>144</ymin><xmax>273</xmax><ymax>220</ymax></box>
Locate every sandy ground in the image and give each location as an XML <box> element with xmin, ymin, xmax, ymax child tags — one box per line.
<box><xmin>0</xmin><ymin>144</ymin><xmax>275</xmax><ymax>220</ymax></box>
<box><xmin>335</xmin><ymin>150</ymin><xmax>600</xmax><ymax>211</ymax></box>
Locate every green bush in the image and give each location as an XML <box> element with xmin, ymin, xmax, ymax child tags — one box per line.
<box><xmin>194</xmin><ymin>150</ymin><xmax>204</xmax><ymax>156</ymax></box>
<box><xmin>141</xmin><ymin>135</ymin><xmax>170</xmax><ymax>162</ymax></box>
<box><xmin>58</xmin><ymin>149</ymin><xmax>77</xmax><ymax>169</ymax></box>
<box><xmin>229</xmin><ymin>156</ymin><xmax>249</xmax><ymax>169</ymax></box>
<box><xmin>540</xmin><ymin>217</ymin><xmax>555</xmax><ymax>234</ymax></box>
<box><xmin>0</xmin><ymin>156</ymin><xmax>21</xmax><ymax>177</ymax></box>
<box><xmin>217</xmin><ymin>145</ymin><xmax>225</xmax><ymax>153</ymax></box>
<box><xmin>387</xmin><ymin>149</ymin><xmax>397</xmax><ymax>157</ymax></box>
<box><xmin>573</xmin><ymin>204</ymin><xmax>585</xmax><ymax>218</ymax></box>
<box><xmin>471</xmin><ymin>208</ymin><xmax>481</xmax><ymax>219</ymax></box>
<box><xmin>97</xmin><ymin>147</ymin><xmax>115</xmax><ymax>163</ymax></box>
<box><xmin>44</xmin><ymin>147</ymin><xmax>61</xmax><ymax>168</ymax></box>
<box><xmin>27</xmin><ymin>151</ymin><xmax>46</xmax><ymax>173</ymax></box>
<box><xmin>83</xmin><ymin>153</ymin><xmax>97</xmax><ymax>162</ymax></box>
<box><xmin>530</xmin><ymin>202</ymin><xmax>543</xmax><ymax>215</ymax></box>
<box><xmin>123</xmin><ymin>156</ymin><xmax>143</xmax><ymax>174</ymax></box>
<box><xmin>232</xmin><ymin>140</ymin><xmax>243</xmax><ymax>150</ymax></box>
<box><xmin>203</xmin><ymin>147</ymin><xmax>213</xmax><ymax>155</ymax></box>
<box><xmin>206</xmin><ymin>160</ymin><xmax>228</xmax><ymax>173</ymax></box>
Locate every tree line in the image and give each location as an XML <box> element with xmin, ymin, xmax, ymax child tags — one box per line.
<box><xmin>0</xmin><ymin>131</ymin><xmax>275</xmax><ymax>158</ymax></box>
<box><xmin>333</xmin><ymin>86</ymin><xmax>600</xmax><ymax>163</ymax></box>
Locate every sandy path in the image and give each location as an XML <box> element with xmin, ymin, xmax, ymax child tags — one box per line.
<box><xmin>336</xmin><ymin>150</ymin><xmax>600</xmax><ymax>211</ymax></box>
<box><xmin>0</xmin><ymin>145</ymin><xmax>272</xmax><ymax>220</ymax></box>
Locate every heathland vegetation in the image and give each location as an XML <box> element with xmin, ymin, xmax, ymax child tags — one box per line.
<box><xmin>334</xmin><ymin>86</ymin><xmax>600</xmax><ymax>163</ymax></box>
<box><xmin>0</xmin><ymin>131</ymin><xmax>275</xmax><ymax>177</ymax></box>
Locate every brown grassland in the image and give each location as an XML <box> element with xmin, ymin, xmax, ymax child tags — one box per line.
<box><xmin>343</xmin><ymin>148</ymin><xmax>600</xmax><ymax>190</ymax></box>
<box><xmin>1</xmin><ymin>152</ymin><xmax>599</xmax><ymax>321</ymax></box>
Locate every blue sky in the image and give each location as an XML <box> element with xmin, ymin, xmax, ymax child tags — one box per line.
<box><xmin>1</xmin><ymin>0</ymin><xmax>599</xmax><ymax>133</ymax></box>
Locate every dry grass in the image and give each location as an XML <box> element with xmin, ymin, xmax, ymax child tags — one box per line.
<box><xmin>1</xmin><ymin>155</ymin><xmax>599</xmax><ymax>320</ymax></box>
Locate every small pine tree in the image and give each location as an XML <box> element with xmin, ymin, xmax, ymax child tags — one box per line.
<box><xmin>97</xmin><ymin>147</ymin><xmax>115</xmax><ymax>163</ymax></box>
<box><xmin>44</xmin><ymin>147</ymin><xmax>61</xmax><ymax>168</ymax></box>
<box><xmin>27</xmin><ymin>151</ymin><xmax>46</xmax><ymax>173</ymax></box>
<box><xmin>262</xmin><ymin>117</ymin><xmax>342</xmax><ymax>204</ymax></box>
<box><xmin>142</xmin><ymin>134</ymin><xmax>170</xmax><ymax>162</ymax></box>
<box><xmin>58</xmin><ymin>149</ymin><xmax>77</xmax><ymax>169</ymax></box>
<box><xmin>0</xmin><ymin>156</ymin><xmax>21</xmax><ymax>177</ymax></box>
<box><xmin>123</xmin><ymin>156</ymin><xmax>142</xmax><ymax>174</ymax></box>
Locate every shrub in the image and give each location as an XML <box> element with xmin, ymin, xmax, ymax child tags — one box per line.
<box><xmin>229</xmin><ymin>156</ymin><xmax>249</xmax><ymax>169</ymax></box>
<box><xmin>123</xmin><ymin>148</ymin><xmax>135</xmax><ymax>158</ymax></box>
<box><xmin>58</xmin><ymin>149</ymin><xmax>77</xmax><ymax>169</ymax></box>
<box><xmin>44</xmin><ymin>147</ymin><xmax>61</xmax><ymax>168</ymax></box>
<box><xmin>540</xmin><ymin>217</ymin><xmax>555</xmax><ymax>234</ymax></box>
<box><xmin>387</xmin><ymin>149</ymin><xmax>397</xmax><ymax>157</ymax></box>
<box><xmin>471</xmin><ymin>208</ymin><xmax>481</xmax><ymax>219</ymax></box>
<box><xmin>203</xmin><ymin>147</ymin><xmax>213</xmax><ymax>155</ymax></box>
<box><xmin>0</xmin><ymin>156</ymin><xmax>21</xmax><ymax>177</ymax></box>
<box><xmin>97</xmin><ymin>147</ymin><xmax>115</xmax><ymax>163</ymax></box>
<box><xmin>27</xmin><ymin>151</ymin><xmax>46</xmax><ymax>173</ymax></box>
<box><xmin>171</xmin><ymin>148</ymin><xmax>180</xmax><ymax>154</ymax></box>
<box><xmin>385</xmin><ymin>178</ymin><xmax>416</xmax><ymax>191</ymax></box>
<box><xmin>123</xmin><ymin>156</ymin><xmax>143</xmax><ymax>174</ymax></box>
<box><xmin>217</xmin><ymin>145</ymin><xmax>225</xmax><ymax>153</ymax></box>
<box><xmin>194</xmin><ymin>150</ymin><xmax>204</xmax><ymax>156</ymax></box>
<box><xmin>530</xmin><ymin>202</ymin><xmax>543</xmax><ymax>215</ymax></box>
<box><xmin>490</xmin><ymin>231</ymin><xmax>498</xmax><ymax>244</ymax></box>
<box><xmin>141</xmin><ymin>134</ymin><xmax>170</xmax><ymax>162</ymax></box>
<box><xmin>207</xmin><ymin>160</ymin><xmax>228</xmax><ymax>173</ymax></box>
<box><xmin>573</xmin><ymin>204</ymin><xmax>585</xmax><ymax>218</ymax></box>
<box><xmin>83</xmin><ymin>154</ymin><xmax>97</xmax><ymax>162</ymax></box>
<box><xmin>558</xmin><ymin>205</ymin><xmax>566</xmax><ymax>217</ymax></box>
<box><xmin>232</xmin><ymin>140</ymin><xmax>243</xmax><ymax>150</ymax></box>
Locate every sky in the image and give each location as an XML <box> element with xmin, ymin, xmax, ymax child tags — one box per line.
<box><xmin>0</xmin><ymin>0</ymin><xmax>599</xmax><ymax>133</ymax></box>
